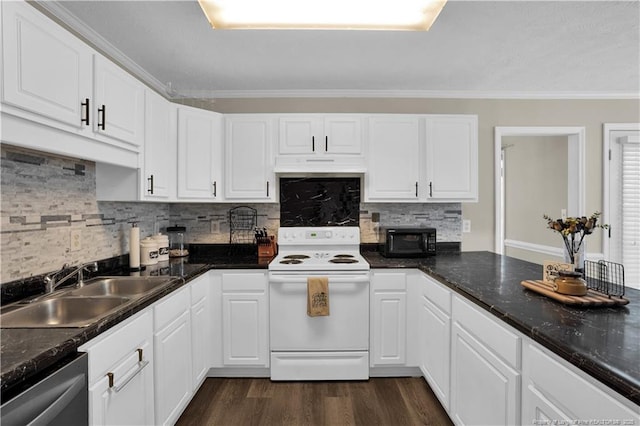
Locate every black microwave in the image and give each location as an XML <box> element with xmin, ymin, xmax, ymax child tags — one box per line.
<box><xmin>379</xmin><ymin>227</ymin><xmax>437</xmax><ymax>258</ymax></box>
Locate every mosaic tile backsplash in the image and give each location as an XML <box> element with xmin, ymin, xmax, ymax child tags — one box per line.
<box><xmin>1</xmin><ymin>145</ymin><xmax>461</xmax><ymax>283</ymax></box>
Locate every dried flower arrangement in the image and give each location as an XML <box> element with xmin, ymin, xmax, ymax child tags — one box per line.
<box><xmin>543</xmin><ymin>212</ymin><xmax>608</xmax><ymax>269</ymax></box>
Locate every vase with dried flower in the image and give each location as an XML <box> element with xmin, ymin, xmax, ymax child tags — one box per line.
<box><xmin>543</xmin><ymin>212</ymin><xmax>608</xmax><ymax>272</ymax></box>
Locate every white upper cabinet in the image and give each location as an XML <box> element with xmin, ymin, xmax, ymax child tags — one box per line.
<box><xmin>93</xmin><ymin>54</ymin><xmax>145</xmax><ymax>147</ymax></box>
<box><xmin>365</xmin><ymin>115</ymin><xmax>422</xmax><ymax>201</ymax></box>
<box><xmin>224</xmin><ymin>115</ymin><xmax>275</xmax><ymax>201</ymax></box>
<box><xmin>177</xmin><ymin>105</ymin><xmax>223</xmax><ymax>200</ymax></box>
<box><xmin>365</xmin><ymin>114</ymin><xmax>478</xmax><ymax>203</ymax></box>
<box><xmin>425</xmin><ymin>115</ymin><xmax>478</xmax><ymax>202</ymax></box>
<box><xmin>278</xmin><ymin>114</ymin><xmax>362</xmax><ymax>155</ymax></box>
<box><xmin>143</xmin><ymin>90</ymin><xmax>176</xmax><ymax>200</ymax></box>
<box><xmin>1</xmin><ymin>1</ymin><xmax>92</xmax><ymax>130</ymax></box>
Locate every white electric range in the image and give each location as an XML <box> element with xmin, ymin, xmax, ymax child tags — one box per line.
<box><xmin>268</xmin><ymin>226</ymin><xmax>370</xmax><ymax>381</ymax></box>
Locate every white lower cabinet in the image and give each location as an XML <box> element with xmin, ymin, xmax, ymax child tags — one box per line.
<box><xmin>419</xmin><ymin>274</ymin><xmax>451</xmax><ymax>410</ymax></box>
<box><xmin>153</xmin><ymin>286</ymin><xmax>193</xmax><ymax>426</ymax></box>
<box><xmin>450</xmin><ymin>295</ymin><xmax>521</xmax><ymax>426</ymax></box>
<box><xmin>190</xmin><ymin>273</ymin><xmax>212</xmax><ymax>389</ymax></box>
<box><xmin>370</xmin><ymin>270</ymin><xmax>408</xmax><ymax>366</ymax></box>
<box><xmin>522</xmin><ymin>341</ymin><xmax>640</xmax><ymax>424</ymax></box>
<box><xmin>221</xmin><ymin>271</ymin><xmax>269</xmax><ymax>367</ymax></box>
<box><xmin>79</xmin><ymin>310</ymin><xmax>155</xmax><ymax>426</ymax></box>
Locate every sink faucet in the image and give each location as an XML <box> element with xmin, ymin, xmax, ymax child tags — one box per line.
<box><xmin>44</xmin><ymin>261</ymin><xmax>99</xmax><ymax>293</ymax></box>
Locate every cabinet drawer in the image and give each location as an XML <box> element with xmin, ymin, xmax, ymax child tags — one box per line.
<box><xmin>222</xmin><ymin>272</ymin><xmax>266</xmax><ymax>292</ymax></box>
<box><xmin>79</xmin><ymin>309</ymin><xmax>153</xmax><ymax>383</ymax></box>
<box><xmin>154</xmin><ymin>286</ymin><xmax>190</xmax><ymax>330</ymax></box>
<box><xmin>422</xmin><ymin>275</ymin><xmax>451</xmax><ymax>314</ymax></box>
<box><xmin>524</xmin><ymin>343</ymin><xmax>639</xmax><ymax>420</ymax></box>
<box><xmin>452</xmin><ymin>295</ymin><xmax>520</xmax><ymax>368</ymax></box>
<box><xmin>371</xmin><ymin>271</ymin><xmax>406</xmax><ymax>291</ymax></box>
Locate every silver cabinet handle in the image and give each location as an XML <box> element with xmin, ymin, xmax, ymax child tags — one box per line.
<box><xmin>107</xmin><ymin>348</ymin><xmax>149</xmax><ymax>393</ymax></box>
<box><xmin>213</xmin><ymin>181</ymin><xmax>217</xmax><ymax>197</ymax></box>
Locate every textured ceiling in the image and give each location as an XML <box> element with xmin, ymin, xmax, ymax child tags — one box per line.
<box><xmin>47</xmin><ymin>0</ymin><xmax>640</xmax><ymax>98</ymax></box>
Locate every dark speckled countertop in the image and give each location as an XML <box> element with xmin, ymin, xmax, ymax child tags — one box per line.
<box><xmin>362</xmin><ymin>249</ymin><xmax>640</xmax><ymax>406</ymax></box>
<box><xmin>2</xmin><ymin>249</ymin><xmax>639</xmax><ymax>407</ymax></box>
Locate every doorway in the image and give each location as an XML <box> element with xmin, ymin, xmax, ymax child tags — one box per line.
<box><xmin>494</xmin><ymin>127</ymin><xmax>585</xmax><ymax>262</ymax></box>
<box><xmin>603</xmin><ymin>123</ymin><xmax>640</xmax><ymax>289</ymax></box>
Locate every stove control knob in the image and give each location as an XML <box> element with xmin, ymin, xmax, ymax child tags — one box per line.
<box><xmin>325</xmin><ymin>231</ymin><xmax>332</xmax><ymax>238</ymax></box>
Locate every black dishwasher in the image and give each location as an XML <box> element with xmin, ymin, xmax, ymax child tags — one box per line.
<box><xmin>1</xmin><ymin>352</ymin><xmax>88</xmax><ymax>426</ymax></box>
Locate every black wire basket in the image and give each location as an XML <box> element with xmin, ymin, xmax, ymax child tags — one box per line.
<box><xmin>583</xmin><ymin>260</ymin><xmax>625</xmax><ymax>298</ymax></box>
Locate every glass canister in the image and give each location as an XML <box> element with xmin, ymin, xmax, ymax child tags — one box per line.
<box><xmin>167</xmin><ymin>225</ymin><xmax>189</xmax><ymax>257</ymax></box>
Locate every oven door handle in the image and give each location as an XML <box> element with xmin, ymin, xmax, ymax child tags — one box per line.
<box><xmin>269</xmin><ymin>275</ymin><xmax>370</xmax><ymax>284</ymax></box>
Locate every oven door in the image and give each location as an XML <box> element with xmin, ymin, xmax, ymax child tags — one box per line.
<box><xmin>269</xmin><ymin>272</ymin><xmax>370</xmax><ymax>351</ymax></box>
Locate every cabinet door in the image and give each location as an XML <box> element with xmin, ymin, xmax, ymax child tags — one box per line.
<box><xmin>425</xmin><ymin>115</ymin><xmax>478</xmax><ymax>201</ymax></box>
<box><xmin>177</xmin><ymin>106</ymin><xmax>223</xmax><ymax>199</ymax></box>
<box><xmin>225</xmin><ymin>116</ymin><xmax>274</xmax><ymax>201</ymax></box>
<box><xmin>450</xmin><ymin>322</ymin><xmax>520</xmax><ymax>426</ymax></box>
<box><xmin>2</xmin><ymin>1</ymin><xmax>92</xmax><ymax>130</ymax></box>
<box><xmin>88</xmin><ymin>342</ymin><xmax>155</xmax><ymax>426</ymax></box>
<box><xmin>222</xmin><ymin>291</ymin><xmax>269</xmax><ymax>366</ymax></box>
<box><xmin>154</xmin><ymin>310</ymin><xmax>193</xmax><ymax>426</ymax></box>
<box><xmin>143</xmin><ymin>90</ymin><xmax>176</xmax><ymax>200</ymax></box>
<box><xmin>420</xmin><ymin>295</ymin><xmax>451</xmax><ymax>409</ymax></box>
<box><xmin>371</xmin><ymin>290</ymin><xmax>407</xmax><ymax>365</ymax></box>
<box><xmin>93</xmin><ymin>54</ymin><xmax>145</xmax><ymax>147</ymax></box>
<box><xmin>190</xmin><ymin>274</ymin><xmax>211</xmax><ymax>390</ymax></box>
<box><xmin>370</xmin><ymin>271</ymin><xmax>407</xmax><ymax>366</ymax></box>
<box><xmin>278</xmin><ymin>116</ymin><xmax>318</xmax><ymax>155</ymax></box>
<box><xmin>365</xmin><ymin>116</ymin><xmax>421</xmax><ymax>201</ymax></box>
<box><xmin>324</xmin><ymin>116</ymin><xmax>362</xmax><ymax>154</ymax></box>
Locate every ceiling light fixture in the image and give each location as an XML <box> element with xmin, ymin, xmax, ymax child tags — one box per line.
<box><xmin>197</xmin><ymin>0</ymin><xmax>447</xmax><ymax>31</ymax></box>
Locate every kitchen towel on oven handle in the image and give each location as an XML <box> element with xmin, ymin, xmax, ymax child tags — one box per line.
<box><xmin>307</xmin><ymin>277</ymin><xmax>330</xmax><ymax>317</ymax></box>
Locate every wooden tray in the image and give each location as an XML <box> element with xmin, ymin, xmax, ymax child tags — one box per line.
<box><xmin>521</xmin><ymin>280</ymin><xmax>629</xmax><ymax>307</ymax></box>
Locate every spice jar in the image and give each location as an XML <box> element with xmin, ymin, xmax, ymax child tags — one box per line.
<box><xmin>553</xmin><ymin>270</ymin><xmax>587</xmax><ymax>296</ymax></box>
<box><xmin>167</xmin><ymin>225</ymin><xmax>189</xmax><ymax>257</ymax></box>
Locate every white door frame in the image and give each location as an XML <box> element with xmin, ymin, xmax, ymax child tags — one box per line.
<box><xmin>602</xmin><ymin>122</ymin><xmax>640</xmax><ymax>260</ymax></box>
<box><xmin>494</xmin><ymin>127</ymin><xmax>586</xmax><ymax>254</ymax></box>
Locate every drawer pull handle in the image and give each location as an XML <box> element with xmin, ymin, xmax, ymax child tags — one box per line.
<box><xmin>107</xmin><ymin>348</ymin><xmax>148</xmax><ymax>393</ymax></box>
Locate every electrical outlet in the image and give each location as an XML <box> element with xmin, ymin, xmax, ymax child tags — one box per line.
<box><xmin>70</xmin><ymin>229</ymin><xmax>82</xmax><ymax>251</ymax></box>
<box><xmin>561</xmin><ymin>209</ymin><xmax>567</xmax><ymax>220</ymax></box>
<box><xmin>210</xmin><ymin>220</ymin><xmax>219</xmax><ymax>233</ymax></box>
<box><xmin>463</xmin><ymin>220</ymin><xmax>471</xmax><ymax>233</ymax></box>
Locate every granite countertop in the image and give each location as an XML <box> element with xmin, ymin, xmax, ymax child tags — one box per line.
<box><xmin>362</xmin><ymin>250</ymin><xmax>640</xmax><ymax>406</ymax></box>
<box><xmin>2</xmin><ymin>249</ymin><xmax>639</xmax><ymax>407</ymax></box>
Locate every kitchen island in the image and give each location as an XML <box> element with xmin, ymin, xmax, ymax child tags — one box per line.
<box><xmin>1</xmin><ymin>250</ymin><xmax>639</xmax><ymax>409</ymax></box>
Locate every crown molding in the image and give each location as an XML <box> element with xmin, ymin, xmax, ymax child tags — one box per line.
<box><xmin>176</xmin><ymin>89</ymin><xmax>640</xmax><ymax>100</ymax></box>
<box><xmin>34</xmin><ymin>1</ymin><xmax>171</xmax><ymax>98</ymax></box>
<box><xmin>33</xmin><ymin>2</ymin><xmax>640</xmax><ymax>102</ymax></box>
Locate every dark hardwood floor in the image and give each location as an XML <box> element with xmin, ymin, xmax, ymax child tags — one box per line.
<box><xmin>176</xmin><ymin>377</ymin><xmax>453</xmax><ymax>426</ymax></box>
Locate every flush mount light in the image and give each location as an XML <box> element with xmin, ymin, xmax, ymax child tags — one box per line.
<box><xmin>197</xmin><ymin>0</ymin><xmax>447</xmax><ymax>31</ymax></box>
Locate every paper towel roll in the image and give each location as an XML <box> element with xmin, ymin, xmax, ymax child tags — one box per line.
<box><xmin>129</xmin><ymin>224</ymin><xmax>140</xmax><ymax>269</ymax></box>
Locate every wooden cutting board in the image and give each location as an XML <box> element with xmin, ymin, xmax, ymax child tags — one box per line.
<box><xmin>521</xmin><ymin>280</ymin><xmax>629</xmax><ymax>307</ymax></box>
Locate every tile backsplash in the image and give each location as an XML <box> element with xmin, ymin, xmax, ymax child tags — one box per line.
<box><xmin>1</xmin><ymin>145</ymin><xmax>461</xmax><ymax>282</ymax></box>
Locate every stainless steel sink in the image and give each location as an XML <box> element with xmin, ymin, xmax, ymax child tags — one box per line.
<box><xmin>68</xmin><ymin>276</ymin><xmax>171</xmax><ymax>297</ymax></box>
<box><xmin>0</xmin><ymin>296</ymin><xmax>131</xmax><ymax>328</ymax></box>
<box><xmin>1</xmin><ymin>276</ymin><xmax>174</xmax><ymax>328</ymax></box>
